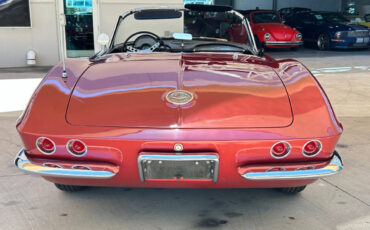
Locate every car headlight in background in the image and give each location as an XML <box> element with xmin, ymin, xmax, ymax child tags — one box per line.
<box><xmin>335</xmin><ymin>31</ymin><xmax>346</xmax><ymax>38</ymax></box>
<box><xmin>264</xmin><ymin>33</ymin><xmax>270</xmax><ymax>40</ymax></box>
<box><xmin>296</xmin><ymin>33</ymin><xmax>302</xmax><ymax>39</ymax></box>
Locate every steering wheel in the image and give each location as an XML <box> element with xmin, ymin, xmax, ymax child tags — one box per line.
<box><xmin>122</xmin><ymin>31</ymin><xmax>163</xmax><ymax>53</ymax></box>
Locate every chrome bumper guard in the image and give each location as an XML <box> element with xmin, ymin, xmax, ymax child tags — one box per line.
<box><xmin>264</xmin><ymin>41</ymin><xmax>303</xmax><ymax>46</ymax></box>
<box><xmin>242</xmin><ymin>153</ymin><xmax>343</xmax><ymax>181</ymax></box>
<box><xmin>15</xmin><ymin>149</ymin><xmax>116</xmax><ymax>179</ymax></box>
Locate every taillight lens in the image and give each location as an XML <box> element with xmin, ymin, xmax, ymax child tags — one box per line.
<box><xmin>271</xmin><ymin>141</ymin><xmax>291</xmax><ymax>158</ymax></box>
<box><xmin>67</xmin><ymin>139</ymin><xmax>87</xmax><ymax>156</ymax></box>
<box><xmin>303</xmin><ymin>140</ymin><xmax>322</xmax><ymax>156</ymax></box>
<box><xmin>36</xmin><ymin>137</ymin><xmax>55</xmax><ymax>154</ymax></box>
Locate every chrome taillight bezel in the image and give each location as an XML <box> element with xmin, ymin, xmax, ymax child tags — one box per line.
<box><xmin>36</xmin><ymin>137</ymin><xmax>56</xmax><ymax>155</ymax></box>
<box><xmin>302</xmin><ymin>140</ymin><xmax>322</xmax><ymax>157</ymax></box>
<box><xmin>270</xmin><ymin>141</ymin><xmax>291</xmax><ymax>159</ymax></box>
<box><xmin>66</xmin><ymin>139</ymin><xmax>88</xmax><ymax>157</ymax></box>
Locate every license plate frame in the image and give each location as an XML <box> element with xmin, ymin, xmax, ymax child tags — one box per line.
<box><xmin>138</xmin><ymin>154</ymin><xmax>219</xmax><ymax>183</ymax></box>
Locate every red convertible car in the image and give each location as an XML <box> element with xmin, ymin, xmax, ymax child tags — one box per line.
<box><xmin>15</xmin><ymin>5</ymin><xmax>343</xmax><ymax>194</ymax></box>
<box><xmin>240</xmin><ymin>9</ymin><xmax>303</xmax><ymax>49</ymax></box>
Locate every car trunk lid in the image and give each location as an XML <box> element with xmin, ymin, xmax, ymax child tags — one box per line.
<box><xmin>66</xmin><ymin>53</ymin><xmax>293</xmax><ymax>128</ymax></box>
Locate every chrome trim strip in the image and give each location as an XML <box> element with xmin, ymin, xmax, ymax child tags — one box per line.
<box><xmin>137</xmin><ymin>155</ymin><xmax>219</xmax><ymax>183</ymax></box>
<box><xmin>264</xmin><ymin>41</ymin><xmax>303</xmax><ymax>45</ymax></box>
<box><xmin>232</xmin><ymin>10</ymin><xmax>259</xmax><ymax>54</ymax></box>
<box><xmin>15</xmin><ymin>149</ymin><xmax>115</xmax><ymax>179</ymax></box>
<box><xmin>242</xmin><ymin>153</ymin><xmax>343</xmax><ymax>181</ymax></box>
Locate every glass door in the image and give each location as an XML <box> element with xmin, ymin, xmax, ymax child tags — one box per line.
<box><xmin>64</xmin><ymin>0</ymin><xmax>95</xmax><ymax>57</ymax></box>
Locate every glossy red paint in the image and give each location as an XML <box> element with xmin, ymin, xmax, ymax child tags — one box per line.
<box><xmin>246</xmin><ymin>10</ymin><xmax>303</xmax><ymax>48</ymax></box>
<box><xmin>16</xmin><ymin>52</ymin><xmax>342</xmax><ymax>188</ymax></box>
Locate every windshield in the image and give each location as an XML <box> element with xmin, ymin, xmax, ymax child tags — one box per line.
<box><xmin>321</xmin><ymin>13</ymin><xmax>349</xmax><ymax>23</ymax></box>
<box><xmin>110</xmin><ymin>7</ymin><xmax>256</xmax><ymax>54</ymax></box>
<box><xmin>251</xmin><ymin>12</ymin><xmax>281</xmax><ymax>23</ymax></box>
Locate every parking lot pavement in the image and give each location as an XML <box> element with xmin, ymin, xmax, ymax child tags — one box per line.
<box><xmin>1</xmin><ymin>48</ymin><xmax>370</xmax><ymax>230</ymax></box>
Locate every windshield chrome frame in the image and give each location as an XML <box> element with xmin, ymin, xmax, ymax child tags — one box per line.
<box><xmin>109</xmin><ymin>6</ymin><xmax>259</xmax><ymax>55</ymax></box>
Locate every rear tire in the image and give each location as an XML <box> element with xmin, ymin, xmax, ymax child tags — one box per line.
<box><xmin>317</xmin><ymin>33</ymin><xmax>331</xmax><ymax>50</ymax></box>
<box><xmin>54</xmin><ymin>183</ymin><xmax>87</xmax><ymax>192</ymax></box>
<box><xmin>276</xmin><ymin>185</ymin><xmax>306</xmax><ymax>194</ymax></box>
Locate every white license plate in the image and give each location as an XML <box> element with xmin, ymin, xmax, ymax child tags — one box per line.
<box><xmin>356</xmin><ymin>38</ymin><xmax>364</xmax><ymax>43</ymax></box>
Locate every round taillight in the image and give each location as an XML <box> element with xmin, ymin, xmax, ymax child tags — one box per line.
<box><xmin>67</xmin><ymin>139</ymin><xmax>87</xmax><ymax>156</ymax></box>
<box><xmin>36</xmin><ymin>137</ymin><xmax>56</xmax><ymax>154</ymax></box>
<box><xmin>271</xmin><ymin>141</ymin><xmax>291</xmax><ymax>158</ymax></box>
<box><xmin>303</xmin><ymin>140</ymin><xmax>322</xmax><ymax>157</ymax></box>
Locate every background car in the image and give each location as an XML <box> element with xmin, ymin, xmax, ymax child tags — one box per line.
<box><xmin>240</xmin><ymin>9</ymin><xmax>303</xmax><ymax>49</ymax></box>
<box><xmin>278</xmin><ymin>7</ymin><xmax>311</xmax><ymax>21</ymax></box>
<box><xmin>285</xmin><ymin>11</ymin><xmax>370</xmax><ymax>50</ymax></box>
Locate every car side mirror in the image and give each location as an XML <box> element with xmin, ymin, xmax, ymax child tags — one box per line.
<box><xmin>97</xmin><ymin>33</ymin><xmax>110</xmax><ymax>52</ymax></box>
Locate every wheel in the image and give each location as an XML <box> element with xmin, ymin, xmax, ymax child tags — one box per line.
<box><xmin>317</xmin><ymin>33</ymin><xmax>331</xmax><ymax>50</ymax></box>
<box><xmin>276</xmin><ymin>185</ymin><xmax>306</xmax><ymax>194</ymax></box>
<box><xmin>54</xmin><ymin>183</ymin><xmax>87</xmax><ymax>192</ymax></box>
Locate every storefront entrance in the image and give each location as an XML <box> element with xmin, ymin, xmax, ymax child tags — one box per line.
<box><xmin>63</xmin><ymin>0</ymin><xmax>96</xmax><ymax>57</ymax></box>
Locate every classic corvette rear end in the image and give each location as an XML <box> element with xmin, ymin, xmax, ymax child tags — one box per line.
<box><xmin>15</xmin><ymin>5</ymin><xmax>343</xmax><ymax>194</ymax></box>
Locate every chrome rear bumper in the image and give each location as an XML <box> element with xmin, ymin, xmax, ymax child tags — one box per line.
<box><xmin>15</xmin><ymin>149</ymin><xmax>116</xmax><ymax>179</ymax></box>
<box><xmin>242</xmin><ymin>153</ymin><xmax>343</xmax><ymax>181</ymax></box>
<box><xmin>264</xmin><ymin>41</ymin><xmax>303</xmax><ymax>46</ymax></box>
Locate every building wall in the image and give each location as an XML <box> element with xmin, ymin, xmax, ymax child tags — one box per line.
<box><xmin>276</xmin><ymin>0</ymin><xmax>342</xmax><ymax>11</ymax></box>
<box><xmin>98</xmin><ymin>0</ymin><xmax>183</xmax><ymax>43</ymax></box>
<box><xmin>0</xmin><ymin>0</ymin><xmax>59</xmax><ymax>68</ymax></box>
<box><xmin>0</xmin><ymin>0</ymin><xmax>183</xmax><ymax>68</ymax></box>
<box><xmin>234</xmin><ymin>0</ymin><xmax>272</xmax><ymax>10</ymax></box>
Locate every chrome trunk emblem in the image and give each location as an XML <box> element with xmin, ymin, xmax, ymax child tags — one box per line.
<box><xmin>166</xmin><ymin>90</ymin><xmax>194</xmax><ymax>105</ymax></box>
<box><xmin>174</xmin><ymin>144</ymin><xmax>183</xmax><ymax>152</ymax></box>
